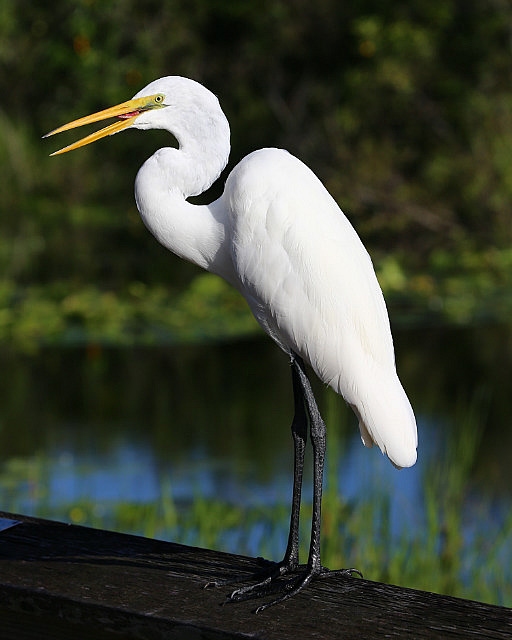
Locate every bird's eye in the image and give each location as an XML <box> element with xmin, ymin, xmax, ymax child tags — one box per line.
<box><xmin>154</xmin><ymin>94</ymin><xmax>164</xmax><ymax>103</ymax></box>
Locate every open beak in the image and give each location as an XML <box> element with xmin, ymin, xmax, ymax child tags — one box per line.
<box><xmin>44</xmin><ymin>94</ymin><xmax>163</xmax><ymax>156</ymax></box>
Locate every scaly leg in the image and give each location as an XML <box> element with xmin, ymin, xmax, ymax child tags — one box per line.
<box><xmin>209</xmin><ymin>354</ymin><xmax>361</xmax><ymax>611</ymax></box>
<box><xmin>222</xmin><ymin>354</ymin><xmax>309</xmax><ymax>598</ymax></box>
<box><xmin>281</xmin><ymin>354</ymin><xmax>309</xmax><ymax>567</ymax></box>
<box><xmin>230</xmin><ymin>355</ymin><xmax>360</xmax><ymax>613</ymax></box>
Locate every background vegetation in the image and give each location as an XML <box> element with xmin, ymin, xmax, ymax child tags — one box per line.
<box><xmin>1</xmin><ymin>0</ymin><xmax>512</xmax><ymax>609</ymax></box>
<box><xmin>2</xmin><ymin>0</ymin><xmax>512</xmax><ymax>348</ymax></box>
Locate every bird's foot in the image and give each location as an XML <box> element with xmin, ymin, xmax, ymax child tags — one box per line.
<box><xmin>209</xmin><ymin>561</ymin><xmax>362</xmax><ymax>613</ymax></box>
<box><xmin>204</xmin><ymin>556</ymin><xmax>296</xmax><ymax>591</ymax></box>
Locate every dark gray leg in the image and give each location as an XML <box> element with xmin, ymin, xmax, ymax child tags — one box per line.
<box><xmin>212</xmin><ymin>353</ymin><xmax>361</xmax><ymax>612</ymax></box>
<box><xmin>281</xmin><ymin>354</ymin><xmax>308</xmax><ymax>567</ymax></box>
<box><xmin>204</xmin><ymin>353</ymin><xmax>307</xmax><ymax>591</ymax></box>
<box><xmin>247</xmin><ymin>355</ymin><xmax>328</xmax><ymax>611</ymax></box>
<box><xmin>295</xmin><ymin>354</ymin><xmax>325</xmax><ymax>572</ymax></box>
<box><xmin>217</xmin><ymin>354</ymin><xmax>308</xmax><ymax>598</ymax></box>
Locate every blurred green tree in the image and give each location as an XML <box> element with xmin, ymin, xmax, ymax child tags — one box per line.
<box><xmin>1</xmin><ymin>0</ymin><xmax>512</xmax><ymax>347</ymax></box>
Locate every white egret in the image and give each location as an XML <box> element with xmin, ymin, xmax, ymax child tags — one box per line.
<box><xmin>45</xmin><ymin>76</ymin><xmax>417</xmax><ymax>612</ymax></box>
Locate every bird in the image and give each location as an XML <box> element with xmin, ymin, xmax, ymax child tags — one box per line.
<box><xmin>45</xmin><ymin>76</ymin><xmax>417</xmax><ymax>612</ymax></box>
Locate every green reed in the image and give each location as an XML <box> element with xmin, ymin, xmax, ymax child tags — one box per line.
<box><xmin>1</xmin><ymin>390</ymin><xmax>510</xmax><ymax>608</ymax></box>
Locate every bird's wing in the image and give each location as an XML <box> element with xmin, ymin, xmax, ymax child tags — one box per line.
<box><xmin>225</xmin><ymin>148</ymin><xmax>417</xmax><ymax>467</ymax></box>
<box><xmin>226</xmin><ymin>148</ymin><xmax>394</xmax><ymax>369</ymax></box>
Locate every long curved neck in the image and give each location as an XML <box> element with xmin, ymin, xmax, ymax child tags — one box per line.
<box><xmin>134</xmin><ymin>112</ymin><xmax>236</xmax><ymax>284</ymax></box>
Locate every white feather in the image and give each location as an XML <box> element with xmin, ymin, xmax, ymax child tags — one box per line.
<box><xmin>127</xmin><ymin>77</ymin><xmax>417</xmax><ymax>468</ymax></box>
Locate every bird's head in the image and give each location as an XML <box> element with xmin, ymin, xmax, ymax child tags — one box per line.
<box><xmin>44</xmin><ymin>76</ymin><xmax>225</xmax><ymax>156</ymax></box>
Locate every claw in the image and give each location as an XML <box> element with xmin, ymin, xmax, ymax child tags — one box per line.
<box><xmin>212</xmin><ymin>563</ymin><xmax>363</xmax><ymax>612</ymax></box>
<box><xmin>348</xmin><ymin>568</ymin><xmax>364</xmax><ymax>579</ymax></box>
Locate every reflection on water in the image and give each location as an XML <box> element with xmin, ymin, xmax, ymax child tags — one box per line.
<box><xmin>1</xmin><ymin>324</ymin><xmax>512</xmax><ymax>553</ymax></box>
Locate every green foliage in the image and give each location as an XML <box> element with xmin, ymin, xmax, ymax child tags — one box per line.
<box><xmin>2</xmin><ymin>405</ymin><xmax>510</xmax><ymax>608</ymax></box>
<box><xmin>1</xmin><ymin>3</ymin><xmax>511</xmax><ymax>607</ymax></box>
<box><xmin>0</xmin><ymin>274</ymin><xmax>258</xmax><ymax>351</ymax></box>
<box><xmin>1</xmin><ymin>0</ymin><xmax>512</xmax><ymax>346</ymax></box>
<box><xmin>377</xmin><ymin>247</ymin><xmax>512</xmax><ymax>325</ymax></box>
<box><xmin>2</xmin><ymin>374</ymin><xmax>509</xmax><ymax>606</ymax></box>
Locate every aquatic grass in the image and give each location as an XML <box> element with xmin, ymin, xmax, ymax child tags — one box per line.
<box><xmin>0</xmin><ymin>390</ymin><xmax>510</xmax><ymax>608</ymax></box>
<box><xmin>1</xmin><ymin>470</ymin><xmax>510</xmax><ymax>607</ymax></box>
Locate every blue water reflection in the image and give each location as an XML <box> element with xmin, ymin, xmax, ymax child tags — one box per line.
<box><xmin>6</xmin><ymin>410</ymin><xmax>502</xmax><ymax>552</ymax></box>
<box><xmin>1</xmin><ymin>326</ymin><xmax>511</xmax><ymax>586</ymax></box>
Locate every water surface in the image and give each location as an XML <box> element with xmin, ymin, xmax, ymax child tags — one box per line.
<box><xmin>1</xmin><ymin>324</ymin><xmax>511</xmax><ymax>562</ymax></box>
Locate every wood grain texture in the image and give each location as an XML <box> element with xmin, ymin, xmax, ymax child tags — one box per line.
<box><xmin>0</xmin><ymin>511</ymin><xmax>510</xmax><ymax>639</ymax></box>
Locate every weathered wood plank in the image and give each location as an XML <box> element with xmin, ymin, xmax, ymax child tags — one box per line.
<box><xmin>0</xmin><ymin>511</ymin><xmax>510</xmax><ymax>639</ymax></box>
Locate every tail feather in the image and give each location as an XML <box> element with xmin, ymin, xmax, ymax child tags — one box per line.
<box><xmin>347</xmin><ymin>371</ymin><xmax>417</xmax><ymax>469</ymax></box>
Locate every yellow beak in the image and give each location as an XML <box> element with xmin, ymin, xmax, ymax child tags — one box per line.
<box><xmin>44</xmin><ymin>94</ymin><xmax>164</xmax><ymax>156</ymax></box>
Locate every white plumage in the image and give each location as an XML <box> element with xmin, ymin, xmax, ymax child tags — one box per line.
<box><xmin>46</xmin><ymin>75</ymin><xmax>418</xmax><ymax>609</ymax></box>
<box><xmin>130</xmin><ymin>77</ymin><xmax>417</xmax><ymax>469</ymax></box>
<box><xmin>229</xmin><ymin>149</ymin><xmax>417</xmax><ymax>467</ymax></box>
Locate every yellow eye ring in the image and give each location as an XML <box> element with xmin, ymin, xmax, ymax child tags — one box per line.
<box><xmin>155</xmin><ymin>94</ymin><xmax>164</xmax><ymax>103</ymax></box>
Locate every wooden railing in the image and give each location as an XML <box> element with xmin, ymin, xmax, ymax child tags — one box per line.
<box><xmin>0</xmin><ymin>511</ymin><xmax>510</xmax><ymax>639</ymax></box>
